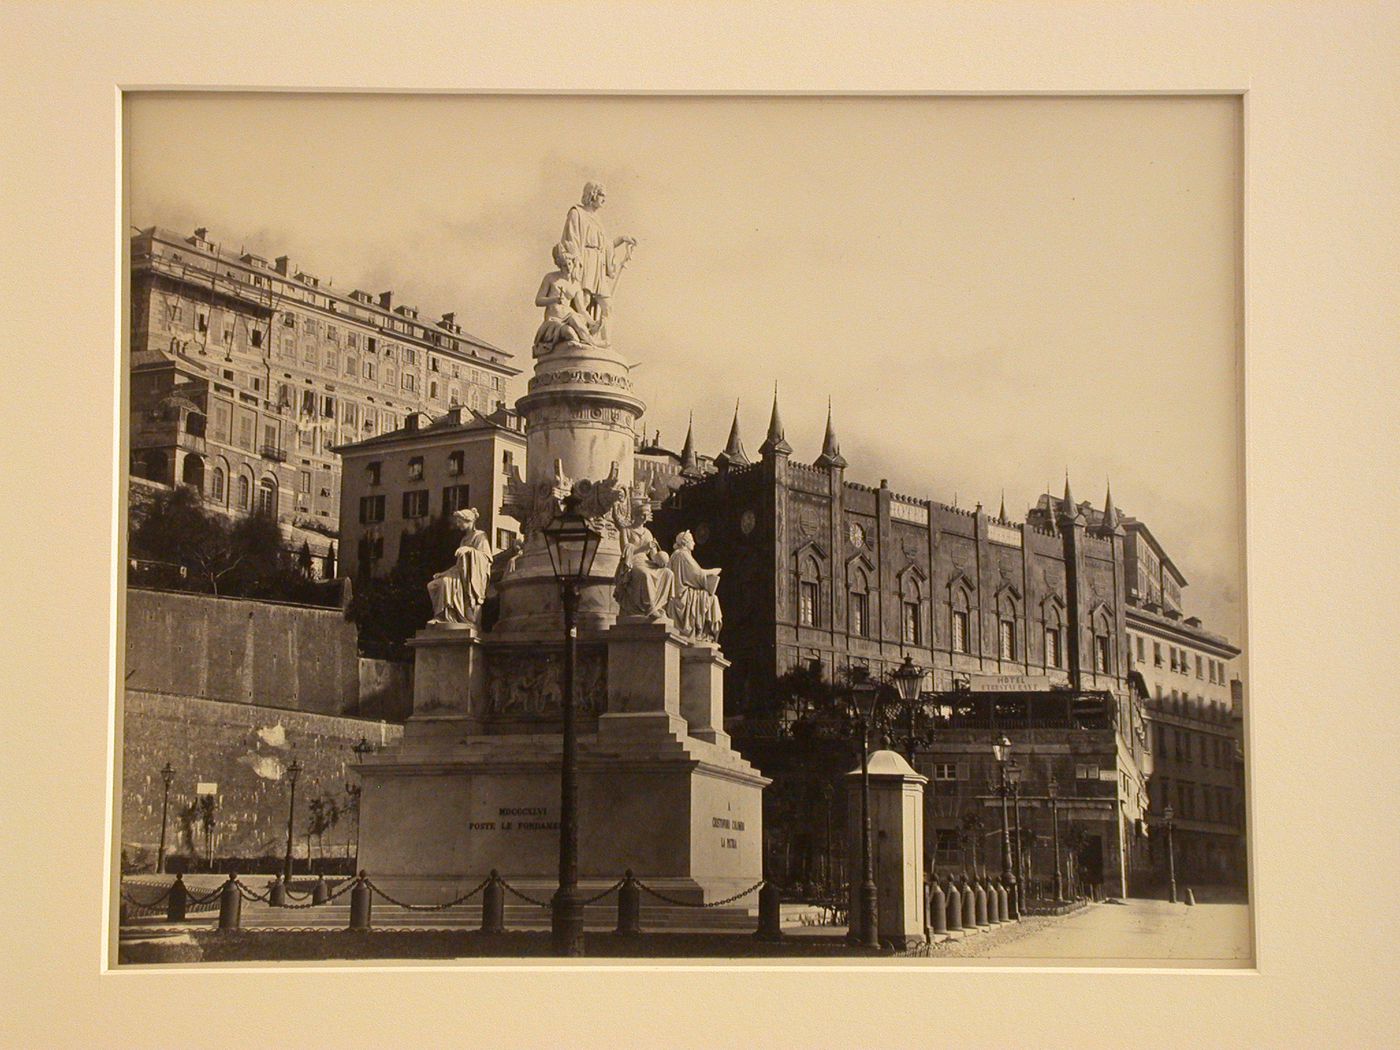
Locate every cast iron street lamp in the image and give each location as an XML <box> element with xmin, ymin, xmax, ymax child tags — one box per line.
<box><xmin>993</xmin><ymin>735</ymin><xmax>1019</xmax><ymax>919</ymax></box>
<box><xmin>850</xmin><ymin>675</ymin><xmax>883</xmax><ymax>949</ymax></box>
<box><xmin>891</xmin><ymin>655</ymin><xmax>926</xmax><ymax>763</ymax></box>
<box><xmin>283</xmin><ymin>757</ymin><xmax>302</xmax><ymax>883</ymax></box>
<box><xmin>1009</xmin><ymin>761</ymin><xmax>1025</xmax><ymax>913</ymax></box>
<box><xmin>1164</xmin><ymin>804</ymin><xmax>1179</xmax><ymax>904</ymax></box>
<box><xmin>157</xmin><ymin>762</ymin><xmax>175</xmax><ymax>874</ymax></box>
<box><xmin>542</xmin><ymin>497</ymin><xmax>603</xmax><ymax>957</ymax></box>
<box><xmin>1049</xmin><ymin>777</ymin><xmax>1064</xmax><ymax>903</ymax></box>
<box><xmin>349</xmin><ymin>737</ymin><xmax>374</xmax><ymax>868</ymax></box>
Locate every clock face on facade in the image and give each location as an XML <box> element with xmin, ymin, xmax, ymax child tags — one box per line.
<box><xmin>740</xmin><ymin>509</ymin><xmax>756</xmax><ymax>535</ymax></box>
<box><xmin>848</xmin><ymin>521</ymin><xmax>865</xmax><ymax>547</ymax></box>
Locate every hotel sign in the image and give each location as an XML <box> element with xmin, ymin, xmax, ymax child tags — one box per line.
<box><xmin>962</xmin><ymin>673</ymin><xmax>1069</xmax><ymax>692</ymax></box>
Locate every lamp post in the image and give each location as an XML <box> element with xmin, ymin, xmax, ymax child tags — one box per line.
<box><xmin>157</xmin><ymin>762</ymin><xmax>175</xmax><ymax>875</ymax></box>
<box><xmin>1049</xmin><ymin>777</ymin><xmax>1064</xmax><ymax>903</ymax></box>
<box><xmin>821</xmin><ymin>782</ymin><xmax>835</xmax><ymax>902</ymax></box>
<box><xmin>541</xmin><ymin>497</ymin><xmax>604</xmax><ymax>957</ymax></box>
<box><xmin>349</xmin><ymin>736</ymin><xmax>373</xmax><ymax>869</ymax></box>
<box><xmin>1009</xmin><ymin>762</ymin><xmax>1025</xmax><ymax>912</ymax></box>
<box><xmin>891</xmin><ymin>654</ymin><xmax>925</xmax><ymax>764</ymax></box>
<box><xmin>1164</xmin><ymin>804</ymin><xmax>1178</xmax><ymax>904</ymax></box>
<box><xmin>850</xmin><ymin>675</ymin><xmax>883</xmax><ymax>949</ymax></box>
<box><xmin>283</xmin><ymin>757</ymin><xmax>302</xmax><ymax>883</ymax></box>
<box><xmin>993</xmin><ymin>734</ymin><xmax>1018</xmax><ymax>918</ymax></box>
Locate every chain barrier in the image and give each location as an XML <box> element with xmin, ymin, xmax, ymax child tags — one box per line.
<box><xmin>497</xmin><ymin>878</ymin><xmax>553</xmax><ymax>908</ymax></box>
<box><xmin>120</xmin><ymin>885</ymin><xmax>172</xmax><ymax>909</ymax></box>
<box><xmin>276</xmin><ymin>878</ymin><xmax>358</xmax><ymax>910</ymax></box>
<box><xmin>364</xmin><ymin>875</ymin><xmax>495</xmax><ymax>912</ymax></box>
<box><xmin>237</xmin><ymin>884</ymin><xmax>272</xmax><ymax>904</ymax></box>
<box><xmin>580</xmin><ymin>879</ymin><xmax>626</xmax><ymax>905</ymax></box>
<box><xmin>634</xmin><ymin>877</ymin><xmax>765</xmax><ymax>908</ymax></box>
<box><xmin>284</xmin><ymin>886</ymin><xmax>314</xmax><ymax>901</ymax></box>
<box><xmin>186</xmin><ymin>886</ymin><xmax>226</xmax><ymax>906</ymax></box>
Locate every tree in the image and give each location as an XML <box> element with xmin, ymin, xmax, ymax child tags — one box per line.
<box><xmin>198</xmin><ymin>795</ymin><xmax>217</xmax><ymax>870</ymax></box>
<box><xmin>131</xmin><ymin>486</ymin><xmax>242</xmax><ymax>594</ymax></box>
<box><xmin>347</xmin><ymin>512</ymin><xmax>462</xmax><ymax>660</ymax></box>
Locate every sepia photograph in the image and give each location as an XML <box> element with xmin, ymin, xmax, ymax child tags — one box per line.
<box><xmin>115</xmin><ymin>92</ymin><xmax>1250</xmax><ymax>967</ymax></box>
<box><xmin>5</xmin><ymin>3</ymin><xmax>1397</xmax><ymax>1048</ymax></box>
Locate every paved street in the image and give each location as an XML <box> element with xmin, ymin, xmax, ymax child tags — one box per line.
<box><xmin>951</xmin><ymin>894</ymin><xmax>1251</xmax><ymax>965</ymax></box>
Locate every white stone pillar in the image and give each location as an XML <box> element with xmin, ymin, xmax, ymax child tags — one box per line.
<box><xmin>846</xmin><ymin>750</ymin><xmax>928</xmax><ymax>949</ymax></box>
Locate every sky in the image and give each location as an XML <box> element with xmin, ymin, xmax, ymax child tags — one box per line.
<box><xmin>126</xmin><ymin>93</ymin><xmax>1244</xmax><ymax>642</ymax></box>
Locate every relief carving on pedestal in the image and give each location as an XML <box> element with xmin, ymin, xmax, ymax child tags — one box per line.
<box><xmin>485</xmin><ymin>649</ymin><xmax>606</xmax><ymax>719</ymax></box>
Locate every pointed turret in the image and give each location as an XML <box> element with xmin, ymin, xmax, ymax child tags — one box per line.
<box><xmin>1098</xmin><ymin>479</ymin><xmax>1124</xmax><ymax>536</ymax></box>
<box><xmin>1058</xmin><ymin>471</ymin><xmax>1083</xmax><ymax>523</ymax></box>
<box><xmin>679</xmin><ymin>412</ymin><xmax>701</xmax><ymax>477</ymax></box>
<box><xmin>814</xmin><ymin>398</ymin><xmax>847</xmax><ymax>469</ymax></box>
<box><xmin>759</xmin><ymin>384</ymin><xmax>792</xmax><ymax>458</ymax></box>
<box><xmin>998</xmin><ymin>490</ymin><xmax>1008</xmax><ymax>523</ymax></box>
<box><xmin>714</xmin><ymin>401</ymin><xmax>750</xmax><ymax>469</ymax></box>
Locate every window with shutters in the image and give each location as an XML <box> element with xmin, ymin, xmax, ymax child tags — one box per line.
<box><xmin>359</xmin><ymin>495</ymin><xmax>385</xmax><ymax>524</ymax></box>
<box><xmin>952</xmin><ymin>610</ymin><xmax>969</xmax><ymax>653</ymax></box>
<box><xmin>442</xmin><ymin>484</ymin><xmax>470</xmax><ymax>515</ymax></box>
<box><xmin>402</xmin><ymin>489</ymin><xmax>429</xmax><ymax>519</ymax></box>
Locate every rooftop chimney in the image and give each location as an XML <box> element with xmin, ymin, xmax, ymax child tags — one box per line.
<box><xmin>194</xmin><ymin>227</ymin><xmax>208</xmax><ymax>240</ymax></box>
<box><xmin>440</xmin><ymin>311</ymin><xmax>456</xmax><ymax>328</ymax></box>
<box><xmin>378</xmin><ymin>291</ymin><xmax>393</xmax><ymax>310</ymax></box>
<box><xmin>274</xmin><ymin>255</ymin><xmax>291</xmax><ymax>275</ymax></box>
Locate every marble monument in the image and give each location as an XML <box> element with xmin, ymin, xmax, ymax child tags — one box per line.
<box><xmin>355</xmin><ymin>185</ymin><xmax>768</xmax><ymax>904</ymax></box>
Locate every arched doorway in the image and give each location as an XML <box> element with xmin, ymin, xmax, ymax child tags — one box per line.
<box><xmin>256</xmin><ymin>476</ymin><xmax>278</xmax><ymax>517</ymax></box>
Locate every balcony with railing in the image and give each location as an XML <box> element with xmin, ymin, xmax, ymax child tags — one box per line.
<box><xmin>259</xmin><ymin>444</ymin><xmax>288</xmax><ymax>462</ymax></box>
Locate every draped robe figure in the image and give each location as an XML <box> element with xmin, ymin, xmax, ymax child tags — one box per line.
<box><xmin>559</xmin><ymin>182</ymin><xmax>634</xmax><ymax>347</ymax></box>
<box><xmin>666</xmin><ymin>531</ymin><xmax>723</xmax><ymax>642</ymax></box>
<box><xmin>614</xmin><ymin>526</ymin><xmax>675</xmax><ymax>620</ymax></box>
<box><xmin>427</xmin><ymin>508</ymin><xmax>494</xmax><ymax>626</ymax></box>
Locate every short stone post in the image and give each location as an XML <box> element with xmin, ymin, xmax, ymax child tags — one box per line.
<box><xmin>217</xmin><ymin>874</ymin><xmax>241</xmax><ymax>931</ymax></box>
<box><xmin>754</xmin><ymin>880</ymin><xmax>783</xmax><ymax>941</ymax></box>
<box><xmin>1001</xmin><ymin>874</ymin><xmax>1018</xmax><ymax>921</ymax></box>
<box><xmin>929</xmin><ymin>879</ymin><xmax>947</xmax><ymax>936</ymax></box>
<box><xmin>1185</xmin><ymin>887</ymin><xmax>1196</xmax><ymax>906</ymax></box>
<box><xmin>312</xmin><ymin>875</ymin><xmax>330</xmax><ymax>905</ymax></box>
<box><xmin>167</xmin><ymin>874</ymin><xmax>188</xmax><ymax>922</ymax></box>
<box><xmin>348</xmin><ymin>871</ymin><xmax>372</xmax><ymax>931</ymax></box>
<box><xmin>616</xmin><ymin>871</ymin><xmax>642</xmax><ymax>936</ymax></box>
<box><xmin>986</xmin><ymin>877</ymin><xmax>1002</xmax><ymax>924</ymax></box>
<box><xmin>945</xmin><ymin>878</ymin><xmax>962</xmax><ymax>933</ymax></box>
<box><xmin>481</xmin><ymin>871</ymin><xmax>505</xmax><ymax>934</ymax></box>
<box><xmin>974</xmin><ymin>877</ymin><xmax>989</xmax><ymax>928</ymax></box>
<box><xmin>961</xmin><ymin>874</ymin><xmax>977</xmax><ymax>931</ymax></box>
<box><xmin>269</xmin><ymin>876</ymin><xmax>286</xmax><ymax>907</ymax></box>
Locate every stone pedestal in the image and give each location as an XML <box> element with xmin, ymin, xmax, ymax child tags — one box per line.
<box><xmin>846</xmin><ymin>750</ymin><xmax>928</xmax><ymax>949</ymax></box>
<box><xmin>358</xmin><ymin>621</ymin><xmax>768</xmax><ymax>904</ymax></box>
<box><xmin>680</xmin><ymin>643</ymin><xmax>731</xmax><ymax>748</ymax></box>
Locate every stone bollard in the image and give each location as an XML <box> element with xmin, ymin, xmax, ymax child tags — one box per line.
<box><xmin>349</xmin><ymin>871</ymin><xmax>372</xmax><ymax>931</ymax></box>
<box><xmin>945</xmin><ymin>879</ymin><xmax>962</xmax><ymax>933</ymax></box>
<box><xmin>929</xmin><ymin>879</ymin><xmax>947</xmax><ymax>936</ymax></box>
<box><xmin>960</xmin><ymin>875</ymin><xmax>977</xmax><ymax>931</ymax></box>
<box><xmin>167</xmin><ymin>874</ymin><xmax>188</xmax><ymax>922</ymax></box>
<box><xmin>616</xmin><ymin>870</ymin><xmax>642</xmax><ymax>936</ymax></box>
<box><xmin>754</xmin><ymin>881</ymin><xmax>783</xmax><ymax>942</ymax></box>
<box><xmin>974</xmin><ymin>877</ymin><xmax>989</xmax><ymax>928</ymax></box>
<box><xmin>217</xmin><ymin>874</ymin><xmax>242</xmax><ymax>931</ymax></box>
<box><xmin>481</xmin><ymin>871</ymin><xmax>505</xmax><ymax>934</ymax></box>
<box><xmin>1185</xmin><ymin>887</ymin><xmax>1196</xmax><ymax>906</ymax></box>
<box><xmin>269</xmin><ymin>876</ymin><xmax>286</xmax><ymax>908</ymax></box>
<box><xmin>985</xmin><ymin>877</ymin><xmax>1001</xmax><ymax>924</ymax></box>
<box><xmin>312</xmin><ymin>875</ymin><xmax>329</xmax><ymax>905</ymax></box>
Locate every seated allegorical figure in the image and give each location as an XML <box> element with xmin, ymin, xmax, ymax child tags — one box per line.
<box><xmin>614</xmin><ymin>525</ymin><xmax>675</xmax><ymax>620</ymax></box>
<box><xmin>666</xmin><ymin>530</ymin><xmax>722</xmax><ymax>643</ymax></box>
<box><xmin>426</xmin><ymin>507</ymin><xmax>494</xmax><ymax>627</ymax></box>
